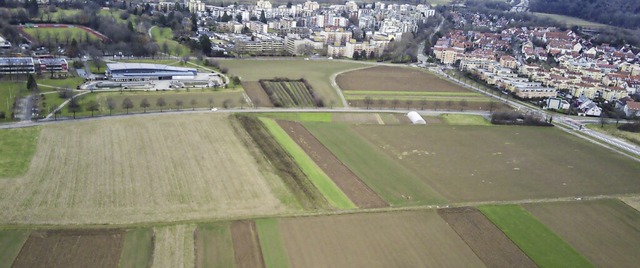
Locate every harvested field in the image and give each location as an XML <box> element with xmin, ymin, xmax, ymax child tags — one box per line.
<box><xmin>195</xmin><ymin>223</ymin><xmax>235</xmax><ymax>268</ymax></box>
<box><xmin>0</xmin><ymin>114</ymin><xmax>292</xmax><ymax>224</ymax></box>
<box><xmin>279</xmin><ymin>211</ymin><xmax>485</xmax><ymax>267</ymax></box>
<box><xmin>256</xmin><ymin>112</ymin><xmax>332</xmax><ymax>122</ymax></box>
<box><xmin>12</xmin><ymin>229</ymin><xmax>124</xmax><ymax>268</ymax></box>
<box><xmin>231</xmin><ymin>221</ymin><xmax>265</xmax><ymax>268</ymax></box>
<box><xmin>119</xmin><ymin>228</ymin><xmax>154</xmax><ymax>268</ymax></box>
<box><xmin>152</xmin><ymin>225</ymin><xmax>195</xmax><ymax>268</ymax></box>
<box><xmin>0</xmin><ymin>229</ymin><xmax>30</xmax><ymax>268</ymax></box>
<box><xmin>350</xmin><ymin>125</ymin><xmax>640</xmax><ymax>202</ymax></box>
<box><xmin>524</xmin><ymin>200</ymin><xmax>640</xmax><ymax>268</ymax></box>
<box><xmin>278</xmin><ymin>121</ymin><xmax>387</xmax><ymax>208</ymax></box>
<box><xmin>332</xmin><ymin>113</ymin><xmax>381</xmax><ymax>124</ymax></box>
<box><xmin>336</xmin><ymin>66</ymin><xmax>469</xmax><ymax>92</ymax></box>
<box><xmin>243</xmin><ymin>81</ymin><xmax>274</xmax><ymax>107</ymax></box>
<box><xmin>236</xmin><ymin>115</ymin><xmax>329</xmax><ymax>210</ymax></box>
<box><xmin>438</xmin><ymin>207</ymin><xmax>537</xmax><ymax>268</ymax></box>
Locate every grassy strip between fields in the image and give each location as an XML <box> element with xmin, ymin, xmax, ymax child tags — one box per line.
<box><xmin>441</xmin><ymin>114</ymin><xmax>492</xmax><ymax>126</ymax></box>
<box><xmin>253</xmin><ymin>112</ymin><xmax>333</xmax><ymax>122</ymax></box>
<box><xmin>118</xmin><ymin>228</ymin><xmax>154</xmax><ymax>268</ymax></box>
<box><xmin>256</xmin><ymin>219</ymin><xmax>290</xmax><ymax>268</ymax></box>
<box><xmin>0</xmin><ymin>127</ymin><xmax>40</xmax><ymax>178</ymax></box>
<box><xmin>0</xmin><ymin>229</ymin><xmax>30</xmax><ymax>268</ymax></box>
<box><xmin>343</xmin><ymin>90</ymin><xmax>482</xmax><ymax>97</ymax></box>
<box><xmin>305</xmin><ymin>122</ymin><xmax>446</xmax><ymax>206</ymax></box>
<box><xmin>260</xmin><ymin>117</ymin><xmax>356</xmax><ymax>209</ymax></box>
<box><xmin>196</xmin><ymin>223</ymin><xmax>235</xmax><ymax>268</ymax></box>
<box><xmin>479</xmin><ymin>205</ymin><xmax>594</xmax><ymax>268</ymax></box>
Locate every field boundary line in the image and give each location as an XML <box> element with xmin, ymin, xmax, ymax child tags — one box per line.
<box><xmin>330</xmin><ymin>66</ymin><xmax>375</xmax><ymax>108</ymax></box>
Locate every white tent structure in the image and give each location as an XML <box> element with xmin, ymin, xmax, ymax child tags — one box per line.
<box><xmin>406</xmin><ymin>111</ymin><xmax>426</xmax><ymax>124</ymax></box>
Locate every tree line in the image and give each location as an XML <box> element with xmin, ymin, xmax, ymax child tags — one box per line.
<box><xmin>529</xmin><ymin>0</ymin><xmax>640</xmax><ymax>29</ymax></box>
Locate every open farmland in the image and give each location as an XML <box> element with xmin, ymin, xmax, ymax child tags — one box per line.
<box><xmin>524</xmin><ymin>200</ymin><xmax>640</xmax><ymax>268</ymax></box>
<box><xmin>0</xmin><ymin>229</ymin><xmax>30</xmax><ymax>268</ymax></box>
<box><xmin>337</xmin><ymin>66</ymin><xmax>469</xmax><ymax>92</ymax></box>
<box><xmin>260</xmin><ymin>79</ymin><xmax>319</xmax><ymax>107</ymax></box>
<box><xmin>480</xmin><ymin>205</ymin><xmax>593</xmax><ymax>268</ymax></box>
<box><xmin>152</xmin><ymin>225</ymin><xmax>195</xmax><ymax>268</ymax></box>
<box><xmin>278</xmin><ymin>211</ymin><xmax>485</xmax><ymax>267</ymax></box>
<box><xmin>346</xmin><ymin>124</ymin><xmax>640</xmax><ymax>203</ymax></box>
<box><xmin>119</xmin><ymin>228</ymin><xmax>154</xmax><ymax>268</ymax></box>
<box><xmin>12</xmin><ymin>229</ymin><xmax>125</xmax><ymax>268</ymax></box>
<box><xmin>231</xmin><ymin>221</ymin><xmax>265</xmax><ymax>268</ymax></box>
<box><xmin>220</xmin><ymin>60</ymin><xmax>366</xmax><ymax>107</ymax></box>
<box><xmin>0</xmin><ymin>114</ymin><xmax>294</xmax><ymax>224</ymax></box>
<box><xmin>195</xmin><ymin>223</ymin><xmax>235</xmax><ymax>268</ymax></box>
<box><xmin>243</xmin><ymin>81</ymin><xmax>274</xmax><ymax>107</ymax></box>
<box><xmin>0</xmin><ymin>127</ymin><xmax>39</xmax><ymax>178</ymax></box>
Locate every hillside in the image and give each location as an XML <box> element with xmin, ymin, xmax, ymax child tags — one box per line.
<box><xmin>530</xmin><ymin>0</ymin><xmax>640</xmax><ymax>29</ymax></box>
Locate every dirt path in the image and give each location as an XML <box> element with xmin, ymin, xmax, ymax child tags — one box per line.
<box><xmin>278</xmin><ymin>120</ymin><xmax>388</xmax><ymax>208</ymax></box>
<box><xmin>230</xmin><ymin>221</ymin><xmax>265</xmax><ymax>268</ymax></box>
<box><xmin>438</xmin><ymin>207</ymin><xmax>538</xmax><ymax>268</ymax></box>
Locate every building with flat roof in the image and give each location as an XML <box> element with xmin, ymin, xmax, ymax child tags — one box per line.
<box><xmin>0</xmin><ymin>57</ymin><xmax>35</xmax><ymax>75</ymax></box>
<box><xmin>37</xmin><ymin>58</ymin><xmax>68</xmax><ymax>75</ymax></box>
<box><xmin>105</xmin><ymin>63</ymin><xmax>198</xmax><ymax>81</ymax></box>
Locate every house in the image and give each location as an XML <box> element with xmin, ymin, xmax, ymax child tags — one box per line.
<box><xmin>624</xmin><ymin>101</ymin><xmax>640</xmax><ymax>118</ymax></box>
<box><xmin>577</xmin><ymin>98</ymin><xmax>602</xmax><ymax>117</ymax></box>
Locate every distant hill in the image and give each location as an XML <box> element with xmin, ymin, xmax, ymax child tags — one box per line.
<box><xmin>530</xmin><ymin>0</ymin><xmax>640</xmax><ymax>29</ymax></box>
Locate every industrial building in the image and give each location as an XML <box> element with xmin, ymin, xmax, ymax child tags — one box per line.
<box><xmin>0</xmin><ymin>57</ymin><xmax>36</xmax><ymax>75</ymax></box>
<box><xmin>105</xmin><ymin>63</ymin><xmax>198</xmax><ymax>81</ymax></box>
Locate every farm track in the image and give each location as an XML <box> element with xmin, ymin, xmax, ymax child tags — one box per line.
<box><xmin>231</xmin><ymin>221</ymin><xmax>265</xmax><ymax>268</ymax></box>
<box><xmin>277</xmin><ymin>120</ymin><xmax>388</xmax><ymax>208</ymax></box>
<box><xmin>235</xmin><ymin>115</ymin><xmax>330</xmax><ymax>210</ymax></box>
<box><xmin>438</xmin><ymin>207</ymin><xmax>538</xmax><ymax>268</ymax></box>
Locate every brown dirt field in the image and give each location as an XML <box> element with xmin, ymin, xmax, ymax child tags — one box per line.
<box><xmin>12</xmin><ymin>229</ymin><xmax>124</xmax><ymax>268</ymax></box>
<box><xmin>524</xmin><ymin>200</ymin><xmax>640</xmax><ymax>268</ymax></box>
<box><xmin>438</xmin><ymin>207</ymin><xmax>538</xmax><ymax>268</ymax></box>
<box><xmin>231</xmin><ymin>221</ymin><xmax>265</xmax><ymax>268</ymax></box>
<box><xmin>332</xmin><ymin>113</ymin><xmax>381</xmax><ymax>124</ymax></box>
<box><xmin>279</xmin><ymin>210</ymin><xmax>485</xmax><ymax>267</ymax></box>
<box><xmin>337</xmin><ymin>66</ymin><xmax>469</xmax><ymax>92</ymax></box>
<box><xmin>243</xmin><ymin>81</ymin><xmax>274</xmax><ymax>107</ymax></box>
<box><xmin>348</xmin><ymin>99</ymin><xmax>507</xmax><ymax>111</ymax></box>
<box><xmin>277</xmin><ymin>120</ymin><xmax>388</xmax><ymax>208</ymax></box>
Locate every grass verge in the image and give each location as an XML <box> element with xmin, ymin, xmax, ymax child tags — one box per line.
<box><xmin>441</xmin><ymin>114</ymin><xmax>491</xmax><ymax>126</ymax></box>
<box><xmin>0</xmin><ymin>229</ymin><xmax>30</xmax><ymax>268</ymax></box>
<box><xmin>256</xmin><ymin>219</ymin><xmax>289</xmax><ymax>268</ymax></box>
<box><xmin>119</xmin><ymin>228</ymin><xmax>153</xmax><ymax>268</ymax></box>
<box><xmin>260</xmin><ymin>117</ymin><xmax>356</xmax><ymax>209</ymax></box>
<box><xmin>253</xmin><ymin>112</ymin><xmax>332</xmax><ymax>123</ymax></box>
<box><xmin>479</xmin><ymin>205</ymin><xmax>594</xmax><ymax>268</ymax></box>
<box><xmin>0</xmin><ymin>127</ymin><xmax>40</xmax><ymax>178</ymax></box>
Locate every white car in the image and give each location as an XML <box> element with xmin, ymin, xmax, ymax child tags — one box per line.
<box><xmin>210</xmin><ymin>108</ymin><xmax>218</xmax><ymax>112</ymax></box>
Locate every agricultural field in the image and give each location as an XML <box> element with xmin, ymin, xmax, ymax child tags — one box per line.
<box><xmin>152</xmin><ymin>225</ymin><xmax>195</xmax><ymax>268</ymax></box>
<box><xmin>230</xmin><ymin>221</ymin><xmax>264</xmax><ymax>268</ymax></box>
<box><xmin>337</xmin><ymin>66</ymin><xmax>503</xmax><ymax>110</ymax></box>
<box><xmin>524</xmin><ymin>200</ymin><xmax>640</xmax><ymax>268</ymax></box>
<box><xmin>220</xmin><ymin>60</ymin><xmax>366</xmax><ymax>107</ymax></box>
<box><xmin>334</xmin><ymin>124</ymin><xmax>640</xmax><ymax>203</ymax></box>
<box><xmin>259</xmin><ymin>79</ymin><xmax>320</xmax><ymax>107</ymax></box>
<box><xmin>22</xmin><ymin>26</ymin><xmax>100</xmax><ymax>44</ymax></box>
<box><xmin>195</xmin><ymin>223</ymin><xmax>235</xmax><ymax>268</ymax></box>
<box><xmin>278</xmin><ymin>211</ymin><xmax>485</xmax><ymax>267</ymax></box>
<box><xmin>0</xmin><ymin>114</ymin><xmax>295</xmax><ymax>224</ymax></box>
<box><xmin>480</xmin><ymin>205</ymin><xmax>593</xmax><ymax>267</ymax></box>
<box><xmin>11</xmin><ymin>229</ymin><xmax>125</xmax><ymax>268</ymax></box>
<box><xmin>0</xmin><ymin>127</ymin><xmax>40</xmax><ymax>178</ymax></box>
<box><xmin>532</xmin><ymin>12</ymin><xmax>609</xmax><ymax>28</ymax></box>
<box><xmin>0</xmin><ymin>229</ymin><xmax>30</xmax><ymax>268</ymax></box>
<box><xmin>119</xmin><ymin>228</ymin><xmax>154</xmax><ymax>268</ymax></box>
<box><xmin>150</xmin><ymin>27</ymin><xmax>191</xmax><ymax>57</ymax></box>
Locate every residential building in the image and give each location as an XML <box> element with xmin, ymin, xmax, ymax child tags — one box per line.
<box><xmin>0</xmin><ymin>57</ymin><xmax>36</xmax><ymax>75</ymax></box>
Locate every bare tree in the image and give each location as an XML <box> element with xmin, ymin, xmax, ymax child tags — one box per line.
<box><xmin>140</xmin><ymin>98</ymin><xmax>150</xmax><ymax>113</ymax></box>
<box><xmin>175</xmin><ymin>99</ymin><xmax>184</xmax><ymax>111</ymax></box>
<box><xmin>67</xmin><ymin>97</ymin><xmax>82</xmax><ymax>119</ymax></box>
<box><xmin>406</xmin><ymin>99</ymin><xmax>413</xmax><ymax>110</ymax></box>
<box><xmin>420</xmin><ymin>98</ymin><xmax>427</xmax><ymax>110</ymax></box>
<box><xmin>239</xmin><ymin>97</ymin><xmax>247</xmax><ymax>109</ymax></box>
<box><xmin>391</xmin><ymin>98</ymin><xmax>400</xmax><ymax>110</ymax></box>
<box><xmin>459</xmin><ymin>99</ymin><xmax>468</xmax><ymax>111</ymax></box>
<box><xmin>190</xmin><ymin>99</ymin><xmax>197</xmax><ymax>110</ymax></box>
<box><xmin>122</xmin><ymin>97</ymin><xmax>134</xmax><ymax>114</ymax></box>
<box><xmin>363</xmin><ymin>96</ymin><xmax>373</xmax><ymax>109</ymax></box>
<box><xmin>156</xmin><ymin>97</ymin><xmax>167</xmax><ymax>112</ymax></box>
<box><xmin>446</xmin><ymin>100</ymin><xmax>453</xmax><ymax>110</ymax></box>
<box><xmin>107</xmin><ymin>97</ymin><xmax>116</xmax><ymax>116</ymax></box>
<box><xmin>378</xmin><ymin>98</ymin><xmax>386</xmax><ymax>109</ymax></box>
<box><xmin>208</xmin><ymin>97</ymin><xmax>214</xmax><ymax>109</ymax></box>
<box><xmin>86</xmin><ymin>100</ymin><xmax>100</xmax><ymax>117</ymax></box>
<box><xmin>223</xmin><ymin>99</ymin><xmax>233</xmax><ymax>109</ymax></box>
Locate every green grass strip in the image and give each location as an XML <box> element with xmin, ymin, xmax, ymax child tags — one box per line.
<box><xmin>479</xmin><ymin>205</ymin><xmax>594</xmax><ymax>268</ymax></box>
<box><xmin>260</xmin><ymin>117</ymin><xmax>356</xmax><ymax>209</ymax></box>
<box><xmin>343</xmin><ymin>90</ymin><xmax>481</xmax><ymax>97</ymax></box>
<box><xmin>441</xmin><ymin>114</ymin><xmax>492</xmax><ymax>126</ymax></box>
<box><xmin>195</xmin><ymin>223</ymin><xmax>235</xmax><ymax>268</ymax></box>
<box><xmin>0</xmin><ymin>127</ymin><xmax>40</xmax><ymax>178</ymax></box>
<box><xmin>256</xmin><ymin>219</ymin><xmax>290</xmax><ymax>268</ymax></box>
<box><xmin>0</xmin><ymin>229</ymin><xmax>30</xmax><ymax>268</ymax></box>
<box><xmin>119</xmin><ymin>228</ymin><xmax>154</xmax><ymax>268</ymax></box>
<box><xmin>255</xmin><ymin>112</ymin><xmax>333</xmax><ymax>122</ymax></box>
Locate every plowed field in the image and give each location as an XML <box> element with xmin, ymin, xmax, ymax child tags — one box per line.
<box><xmin>336</xmin><ymin>66</ymin><xmax>469</xmax><ymax>92</ymax></box>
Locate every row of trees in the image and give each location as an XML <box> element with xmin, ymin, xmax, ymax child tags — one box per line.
<box><xmin>360</xmin><ymin>96</ymin><xmax>495</xmax><ymax>112</ymax></box>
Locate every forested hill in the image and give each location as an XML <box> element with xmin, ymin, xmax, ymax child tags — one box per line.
<box><xmin>530</xmin><ymin>0</ymin><xmax>640</xmax><ymax>29</ymax></box>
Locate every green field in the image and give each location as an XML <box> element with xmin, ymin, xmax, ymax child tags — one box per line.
<box><xmin>261</xmin><ymin>118</ymin><xmax>356</xmax><ymax>209</ymax></box>
<box><xmin>38</xmin><ymin>77</ymin><xmax>85</xmax><ymax>89</ymax></box>
<box><xmin>480</xmin><ymin>205</ymin><xmax>593</xmax><ymax>268</ymax></box>
<box><xmin>22</xmin><ymin>27</ymin><xmax>99</xmax><ymax>44</ymax></box>
<box><xmin>119</xmin><ymin>228</ymin><xmax>153</xmax><ymax>268</ymax></box>
<box><xmin>256</xmin><ymin>219</ymin><xmax>290</xmax><ymax>268</ymax></box>
<box><xmin>0</xmin><ymin>127</ymin><xmax>40</xmax><ymax>178</ymax></box>
<box><xmin>47</xmin><ymin>9</ymin><xmax>82</xmax><ymax>22</ymax></box>
<box><xmin>587</xmin><ymin>123</ymin><xmax>640</xmax><ymax>145</ymax></box>
<box><xmin>305</xmin><ymin>122</ymin><xmax>445</xmax><ymax>206</ymax></box>
<box><xmin>220</xmin><ymin>60</ymin><xmax>366</xmax><ymax>107</ymax></box>
<box><xmin>0</xmin><ymin>229</ymin><xmax>30</xmax><ymax>268</ymax></box>
<box><xmin>441</xmin><ymin>114</ymin><xmax>491</xmax><ymax>126</ymax></box>
<box><xmin>150</xmin><ymin>27</ymin><xmax>191</xmax><ymax>57</ymax></box>
<box><xmin>195</xmin><ymin>223</ymin><xmax>235</xmax><ymax>268</ymax></box>
<box><xmin>0</xmin><ymin>82</ymin><xmax>27</xmax><ymax>121</ymax></box>
<box><xmin>255</xmin><ymin>112</ymin><xmax>333</xmax><ymax>122</ymax></box>
<box><xmin>533</xmin><ymin>12</ymin><xmax>608</xmax><ymax>28</ymax></box>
